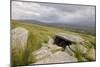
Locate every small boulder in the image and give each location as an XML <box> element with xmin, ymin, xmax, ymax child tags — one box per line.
<box><xmin>32</xmin><ymin>46</ymin><xmax>52</xmax><ymax>60</ymax></box>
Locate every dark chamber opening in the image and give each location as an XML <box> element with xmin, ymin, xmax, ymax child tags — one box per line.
<box><xmin>53</xmin><ymin>35</ymin><xmax>72</xmax><ymax>51</ymax></box>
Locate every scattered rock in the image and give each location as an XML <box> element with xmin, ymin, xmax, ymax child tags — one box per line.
<box><xmin>48</xmin><ymin>44</ymin><xmax>62</xmax><ymax>53</ymax></box>
<box><xmin>34</xmin><ymin>51</ymin><xmax>77</xmax><ymax>64</ymax></box>
<box><xmin>30</xmin><ymin>37</ymin><xmax>78</xmax><ymax>64</ymax></box>
<box><xmin>32</xmin><ymin>46</ymin><xmax>52</xmax><ymax>60</ymax></box>
<box><xmin>31</xmin><ymin>43</ymin><xmax>62</xmax><ymax>61</ymax></box>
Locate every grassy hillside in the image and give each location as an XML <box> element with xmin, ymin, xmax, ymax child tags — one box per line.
<box><xmin>11</xmin><ymin>20</ymin><xmax>96</xmax><ymax>65</ymax></box>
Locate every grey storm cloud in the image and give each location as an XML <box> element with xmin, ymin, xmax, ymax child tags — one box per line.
<box><xmin>12</xmin><ymin>1</ymin><xmax>95</xmax><ymax>24</ymax></box>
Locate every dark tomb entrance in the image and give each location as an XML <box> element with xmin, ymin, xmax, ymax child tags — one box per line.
<box><xmin>53</xmin><ymin>35</ymin><xmax>73</xmax><ymax>51</ymax></box>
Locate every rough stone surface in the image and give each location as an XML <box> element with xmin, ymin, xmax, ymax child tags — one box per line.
<box><xmin>12</xmin><ymin>27</ymin><xmax>28</xmax><ymax>49</ymax></box>
<box><xmin>33</xmin><ymin>46</ymin><xmax>52</xmax><ymax>60</ymax></box>
<box><xmin>11</xmin><ymin>27</ymin><xmax>28</xmax><ymax>63</ymax></box>
<box><xmin>29</xmin><ymin>33</ymin><xmax>95</xmax><ymax>64</ymax></box>
<box><xmin>55</xmin><ymin>33</ymin><xmax>84</xmax><ymax>43</ymax></box>
<box><xmin>34</xmin><ymin>51</ymin><xmax>77</xmax><ymax>64</ymax></box>
<box><xmin>30</xmin><ymin>37</ymin><xmax>78</xmax><ymax>64</ymax></box>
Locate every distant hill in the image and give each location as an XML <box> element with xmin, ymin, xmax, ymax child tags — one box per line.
<box><xmin>13</xmin><ymin>19</ymin><xmax>96</xmax><ymax>36</ymax></box>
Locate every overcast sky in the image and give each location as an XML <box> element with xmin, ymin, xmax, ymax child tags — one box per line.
<box><xmin>12</xmin><ymin>1</ymin><xmax>95</xmax><ymax>24</ymax></box>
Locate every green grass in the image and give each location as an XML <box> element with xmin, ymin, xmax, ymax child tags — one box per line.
<box><xmin>11</xmin><ymin>20</ymin><xmax>96</xmax><ymax>65</ymax></box>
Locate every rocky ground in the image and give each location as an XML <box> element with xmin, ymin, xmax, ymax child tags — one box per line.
<box><xmin>11</xmin><ymin>27</ymin><xmax>95</xmax><ymax>65</ymax></box>
<box><xmin>30</xmin><ymin>36</ymin><xmax>78</xmax><ymax>64</ymax></box>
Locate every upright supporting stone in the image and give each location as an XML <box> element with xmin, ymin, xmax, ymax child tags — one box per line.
<box><xmin>11</xmin><ymin>27</ymin><xmax>28</xmax><ymax>65</ymax></box>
